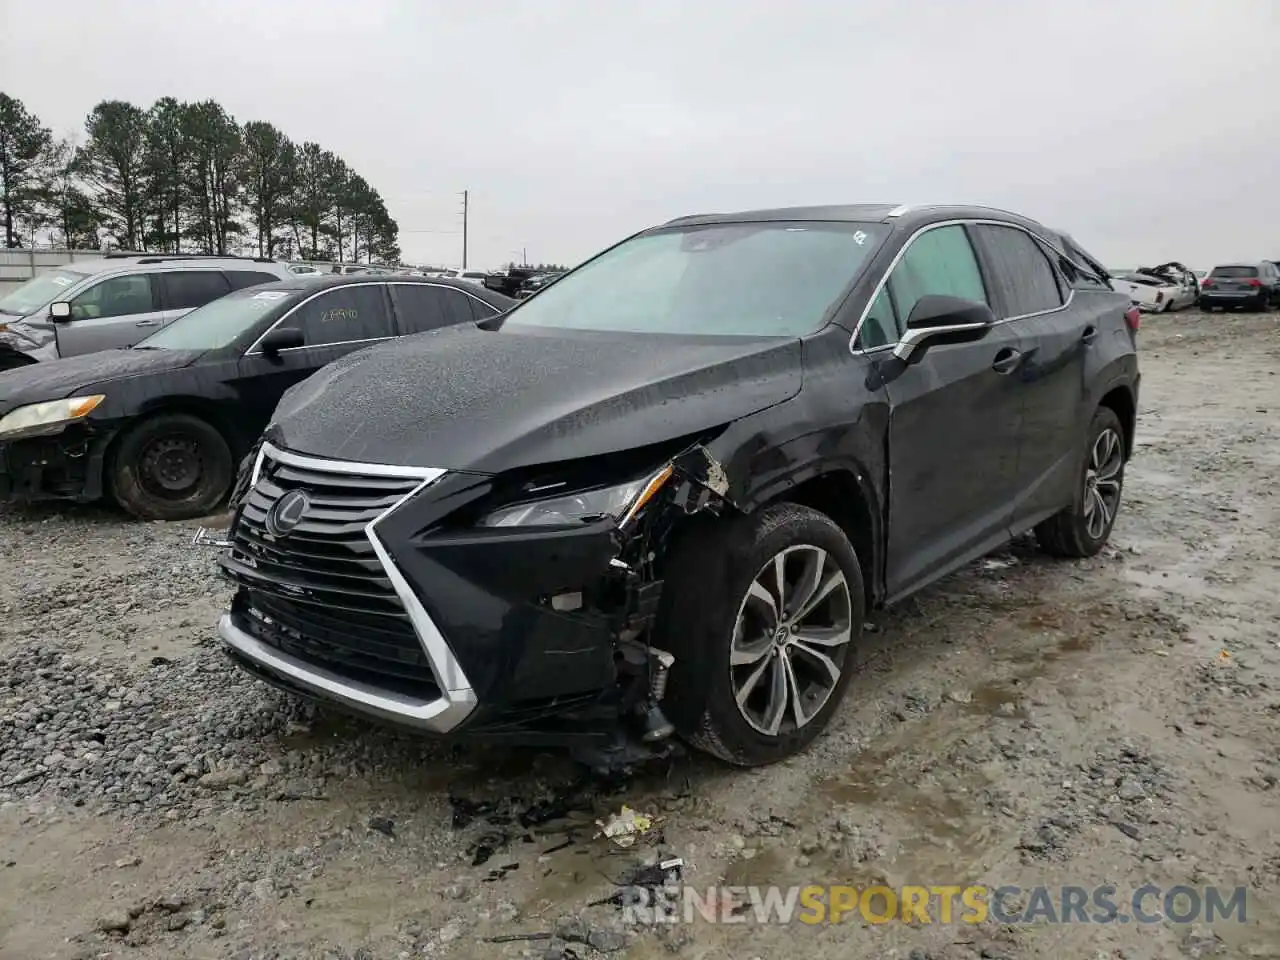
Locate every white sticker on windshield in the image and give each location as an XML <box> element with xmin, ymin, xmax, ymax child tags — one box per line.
<box><xmin>853</xmin><ymin>231</ymin><xmax>868</xmax><ymax>245</ymax></box>
<box><xmin>252</xmin><ymin>291</ymin><xmax>288</xmax><ymax>300</ymax></box>
<box><xmin>51</xmin><ymin>276</ymin><xmax>72</xmax><ymax>286</ymax></box>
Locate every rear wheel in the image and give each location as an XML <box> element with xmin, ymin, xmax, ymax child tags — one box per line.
<box><xmin>1035</xmin><ymin>406</ymin><xmax>1126</xmax><ymax>558</ymax></box>
<box><xmin>656</xmin><ymin>503</ymin><xmax>865</xmax><ymax>766</ymax></box>
<box><xmin>108</xmin><ymin>413</ymin><xmax>234</xmax><ymax>521</ymax></box>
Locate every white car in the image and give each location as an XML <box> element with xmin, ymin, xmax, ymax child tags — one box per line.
<box><xmin>438</xmin><ymin>269</ymin><xmax>491</xmax><ymax>286</ymax></box>
<box><xmin>1110</xmin><ymin>262</ymin><xmax>1199</xmax><ymax>313</ymax></box>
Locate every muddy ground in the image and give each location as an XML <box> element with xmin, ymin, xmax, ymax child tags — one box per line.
<box><xmin>1</xmin><ymin>310</ymin><xmax>1277</xmax><ymax>960</ymax></box>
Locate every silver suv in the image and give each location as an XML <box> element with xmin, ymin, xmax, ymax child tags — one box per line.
<box><xmin>0</xmin><ymin>254</ymin><xmax>296</xmax><ymax>369</ymax></box>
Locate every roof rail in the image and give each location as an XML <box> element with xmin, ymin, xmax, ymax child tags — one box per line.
<box><xmin>103</xmin><ymin>252</ymin><xmax>277</xmax><ymax>264</ymax></box>
<box><xmin>885</xmin><ymin>204</ymin><xmax>912</xmax><ymax>218</ymax></box>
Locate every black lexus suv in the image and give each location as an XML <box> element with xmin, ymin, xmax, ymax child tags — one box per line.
<box><xmin>217</xmin><ymin>203</ymin><xmax>1140</xmax><ymax>767</ymax></box>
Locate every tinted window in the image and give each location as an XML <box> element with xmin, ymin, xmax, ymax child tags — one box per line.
<box><xmin>281</xmin><ymin>285</ymin><xmax>394</xmax><ymax>346</ymax></box>
<box><xmin>226</xmin><ymin>270</ymin><xmax>283</xmax><ymax>291</ymax></box>
<box><xmin>973</xmin><ymin>225</ymin><xmax>1063</xmax><ymax>317</ymax></box>
<box><xmin>70</xmin><ymin>274</ymin><xmax>156</xmax><ymax>320</ymax></box>
<box><xmin>1211</xmin><ymin>265</ymin><xmax>1258</xmax><ymax>278</ymax></box>
<box><xmin>883</xmin><ymin>225</ymin><xmax>987</xmax><ymax>330</ymax></box>
<box><xmin>162</xmin><ymin>270</ymin><xmax>231</xmax><ymax>310</ymax></box>
<box><xmin>390</xmin><ymin>283</ymin><xmax>497</xmax><ymax>333</ymax></box>
<box><xmin>859</xmin><ymin>287</ymin><xmax>898</xmax><ymax>349</ymax></box>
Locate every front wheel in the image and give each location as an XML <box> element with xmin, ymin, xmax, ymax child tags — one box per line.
<box><xmin>1035</xmin><ymin>407</ymin><xmax>1126</xmax><ymax>558</ymax></box>
<box><xmin>656</xmin><ymin>503</ymin><xmax>865</xmax><ymax>766</ymax></box>
<box><xmin>108</xmin><ymin>413</ymin><xmax>234</xmax><ymax>521</ymax></box>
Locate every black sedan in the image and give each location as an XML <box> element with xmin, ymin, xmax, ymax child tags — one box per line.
<box><xmin>0</xmin><ymin>275</ymin><xmax>513</xmax><ymax>520</ymax></box>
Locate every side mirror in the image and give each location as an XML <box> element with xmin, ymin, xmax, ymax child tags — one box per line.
<box><xmin>259</xmin><ymin>327</ymin><xmax>304</xmax><ymax>358</ymax></box>
<box><xmin>893</xmin><ymin>295</ymin><xmax>994</xmax><ymax>362</ymax></box>
<box><xmin>49</xmin><ymin>301</ymin><xmax>72</xmax><ymax>322</ymax></box>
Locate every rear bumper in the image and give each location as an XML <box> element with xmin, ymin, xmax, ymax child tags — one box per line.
<box><xmin>1199</xmin><ymin>291</ymin><xmax>1266</xmax><ymax>308</ymax></box>
<box><xmin>0</xmin><ymin>425</ymin><xmax>113</xmax><ymax>504</ymax></box>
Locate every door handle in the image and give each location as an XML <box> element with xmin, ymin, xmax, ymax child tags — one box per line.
<box><xmin>991</xmin><ymin>347</ymin><xmax>1023</xmax><ymax>375</ymax></box>
<box><xmin>1081</xmin><ymin>325</ymin><xmax>1098</xmax><ymax>344</ymax></box>
<box><xmin>135</xmin><ymin>318</ymin><xmax>161</xmax><ymax>327</ymax></box>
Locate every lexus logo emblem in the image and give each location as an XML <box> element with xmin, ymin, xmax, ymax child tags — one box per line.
<box><xmin>265</xmin><ymin>489</ymin><xmax>310</xmax><ymax>537</ymax></box>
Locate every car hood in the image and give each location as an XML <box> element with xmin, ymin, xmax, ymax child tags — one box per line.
<box><xmin>0</xmin><ymin>348</ymin><xmax>204</xmax><ymax>415</ymax></box>
<box><xmin>267</xmin><ymin>323</ymin><xmax>804</xmax><ymax>472</ymax></box>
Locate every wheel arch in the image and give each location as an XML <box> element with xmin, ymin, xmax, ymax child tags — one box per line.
<box><xmin>1098</xmin><ymin>384</ymin><xmax>1136</xmax><ymax>459</ymax></box>
<box><xmin>740</xmin><ymin>465</ymin><xmax>884</xmax><ymax>609</ymax></box>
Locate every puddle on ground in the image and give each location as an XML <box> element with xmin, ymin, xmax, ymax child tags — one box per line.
<box><xmin>964</xmin><ymin>680</ymin><xmax>1030</xmax><ymax>720</ymax></box>
<box><xmin>815</xmin><ymin>752</ymin><xmax>997</xmax><ymax>885</ymax></box>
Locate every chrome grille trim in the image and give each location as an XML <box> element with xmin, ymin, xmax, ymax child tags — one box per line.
<box><xmin>219</xmin><ymin>441</ymin><xmax>477</xmax><ymax>733</ymax></box>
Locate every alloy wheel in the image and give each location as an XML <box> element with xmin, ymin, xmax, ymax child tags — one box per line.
<box><xmin>729</xmin><ymin>544</ymin><xmax>854</xmax><ymax>736</ymax></box>
<box><xmin>1082</xmin><ymin>427</ymin><xmax>1123</xmax><ymax>540</ymax></box>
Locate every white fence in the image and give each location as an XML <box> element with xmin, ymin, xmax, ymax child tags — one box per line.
<box><xmin>0</xmin><ymin>249</ymin><xmax>132</xmax><ymax>294</ymax></box>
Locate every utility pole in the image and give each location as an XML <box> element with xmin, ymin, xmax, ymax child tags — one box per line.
<box><xmin>460</xmin><ymin>190</ymin><xmax>469</xmax><ymax>269</ymax></box>
<box><xmin>522</xmin><ymin>246</ymin><xmax>527</xmax><ymax>266</ymax></box>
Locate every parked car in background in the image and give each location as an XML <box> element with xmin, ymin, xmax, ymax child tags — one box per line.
<box><xmin>288</xmin><ymin>263</ymin><xmax>325</xmax><ymax>277</ymax></box>
<box><xmin>214</xmin><ymin>202</ymin><xmax>1139</xmax><ymax>768</ymax></box>
<box><xmin>1198</xmin><ymin>262</ymin><xmax>1280</xmax><ymax>312</ymax></box>
<box><xmin>0</xmin><ymin>254</ymin><xmax>294</xmax><ymax>370</ymax></box>
<box><xmin>1110</xmin><ymin>262</ymin><xmax>1199</xmax><ymax>312</ymax></box>
<box><xmin>439</xmin><ymin>269</ymin><xmax>491</xmax><ymax>286</ymax></box>
<box><xmin>0</xmin><ymin>276</ymin><xmax>514</xmax><ymax>520</ymax></box>
<box><xmin>518</xmin><ymin>271</ymin><xmax>565</xmax><ymax>298</ymax></box>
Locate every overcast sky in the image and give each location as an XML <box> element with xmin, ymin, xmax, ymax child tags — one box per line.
<box><xmin>2</xmin><ymin>0</ymin><xmax>1276</xmax><ymax>269</ymax></box>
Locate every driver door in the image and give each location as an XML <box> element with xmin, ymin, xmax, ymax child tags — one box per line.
<box><xmin>875</xmin><ymin>224</ymin><xmax>1028</xmax><ymax>601</ymax></box>
<box><xmin>55</xmin><ymin>273</ymin><xmax>166</xmax><ymax>357</ymax></box>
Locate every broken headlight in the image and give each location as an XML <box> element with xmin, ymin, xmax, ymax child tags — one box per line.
<box><xmin>0</xmin><ymin>394</ymin><xmax>105</xmax><ymax>440</ymax></box>
<box><xmin>478</xmin><ymin>465</ymin><xmax>673</xmax><ymax>529</ymax></box>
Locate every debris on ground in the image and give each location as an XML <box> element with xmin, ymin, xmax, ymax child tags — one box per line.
<box><xmin>595</xmin><ymin>805</ymin><xmax>656</xmax><ymax>848</ymax></box>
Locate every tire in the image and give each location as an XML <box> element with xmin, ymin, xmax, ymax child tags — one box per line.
<box><xmin>107</xmin><ymin>413</ymin><xmax>234</xmax><ymax>521</ymax></box>
<box><xmin>655</xmin><ymin>502</ymin><xmax>866</xmax><ymax>767</ymax></box>
<box><xmin>1035</xmin><ymin>406</ymin><xmax>1126</xmax><ymax>559</ymax></box>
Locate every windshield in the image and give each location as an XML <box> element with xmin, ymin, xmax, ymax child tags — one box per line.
<box><xmin>136</xmin><ymin>287</ymin><xmax>296</xmax><ymax>351</ymax></box>
<box><xmin>505</xmin><ymin>221</ymin><xmax>888</xmax><ymax>337</ymax></box>
<box><xmin>0</xmin><ymin>269</ymin><xmax>88</xmax><ymax>316</ymax></box>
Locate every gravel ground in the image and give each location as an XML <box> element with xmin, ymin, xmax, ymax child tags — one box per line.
<box><xmin>2</xmin><ymin>310</ymin><xmax>1278</xmax><ymax>960</ymax></box>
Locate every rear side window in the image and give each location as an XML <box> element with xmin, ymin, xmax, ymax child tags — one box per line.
<box><xmin>282</xmin><ymin>284</ymin><xmax>394</xmax><ymax>347</ymax></box>
<box><xmin>70</xmin><ymin>274</ymin><xmax>157</xmax><ymax>320</ymax></box>
<box><xmin>883</xmin><ymin>225</ymin><xmax>988</xmax><ymax>329</ymax></box>
<box><xmin>1211</xmin><ymin>265</ymin><xmax>1258</xmax><ymax>278</ymax></box>
<box><xmin>388</xmin><ymin>283</ymin><xmax>477</xmax><ymax>333</ymax></box>
<box><xmin>225</xmin><ymin>270</ymin><xmax>283</xmax><ymax>291</ymax></box>
<box><xmin>972</xmin><ymin>225</ymin><xmax>1064</xmax><ymax>317</ymax></box>
<box><xmin>162</xmin><ymin>270</ymin><xmax>231</xmax><ymax>310</ymax></box>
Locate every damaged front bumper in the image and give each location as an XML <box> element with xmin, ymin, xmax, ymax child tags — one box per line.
<box><xmin>0</xmin><ymin>424</ymin><xmax>115</xmax><ymax>504</ymax></box>
<box><xmin>215</xmin><ymin>441</ymin><xmax>728</xmax><ymax>746</ymax></box>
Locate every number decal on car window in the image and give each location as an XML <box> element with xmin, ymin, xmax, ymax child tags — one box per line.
<box><xmin>320</xmin><ymin>308</ymin><xmax>359</xmax><ymax>324</ymax></box>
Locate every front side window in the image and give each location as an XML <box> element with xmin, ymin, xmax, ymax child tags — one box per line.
<box><xmin>884</xmin><ymin>224</ymin><xmax>988</xmax><ymax>329</ymax></box>
<box><xmin>0</xmin><ymin>269</ymin><xmax>88</xmax><ymax>317</ymax></box>
<box><xmin>504</xmin><ymin>221</ymin><xmax>888</xmax><ymax>338</ymax></box>
<box><xmin>280</xmin><ymin>285</ymin><xmax>394</xmax><ymax>347</ymax></box>
<box><xmin>859</xmin><ymin>287</ymin><xmax>898</xmax><ymax>349</ymax></box>
<box><xmin>162</xmin><ymin>270</ymin><xmax>231</xmax><ymax>310</ymax></box>
<box><xmin>70</xmin><ymin>274</ymin><xmax>156</xmax><ymax>320</ymax></box>
<box><xmin>972</xmin><ymin>225</ymin><xmax>1063</xmax><ymax>317</ymax></box>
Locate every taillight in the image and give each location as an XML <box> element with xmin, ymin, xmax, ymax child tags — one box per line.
<box><xmin>1247</xmin><ymin>278</ymin><xmax>1263</xmax><ymax>288</ymax></box>
<box><xmin>1124</xmin><ymin>306</ymin><xmax>1141</xmax><ymax>332</ymax></box>
<box><xmin>1202</xmin><ymin>278</ymin><xmax>1214</xmax><ymax>287</ymax></box>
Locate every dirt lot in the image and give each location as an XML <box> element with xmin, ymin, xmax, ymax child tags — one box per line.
<box><xmin>1</xmin><ymin>310</ymin><xmax>1278</xmax><ymax>960</ymax></box>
